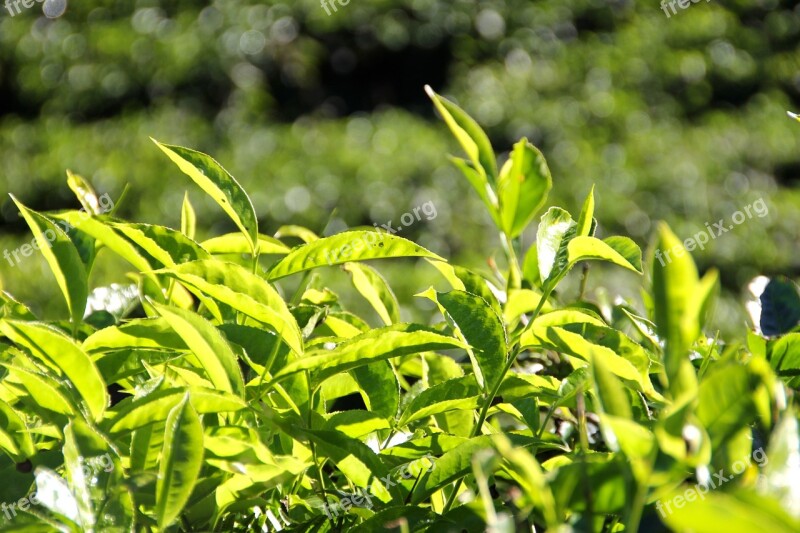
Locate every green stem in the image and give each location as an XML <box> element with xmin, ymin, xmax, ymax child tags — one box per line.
<box><xmin>500</xmin><ymin>232</ymin><xmax>522</xmax><ymax>289</ymax></box>
<box><xmin>578</xmin><ymin>263</ymin><xmax>590</xmax><ymax>300</ymax></box>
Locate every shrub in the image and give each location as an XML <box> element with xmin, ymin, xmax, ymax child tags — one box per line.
<box><xmin>0</xmin><ymin>90</ymin><xmax>798</xmax><ymax>532</ymax></box>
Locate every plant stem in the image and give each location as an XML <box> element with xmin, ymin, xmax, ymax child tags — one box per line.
<box><xmin>578</xmin><ymin>263</ymin><xmax>590</xmax><ymax>300</ymax></box>
<box><xmin>499</xmin><ymin>232</ymin><xmax>522</xmax><ymax>289</ymax></box>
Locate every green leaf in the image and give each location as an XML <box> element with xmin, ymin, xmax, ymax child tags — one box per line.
<box><xmin>762</xmin><ymin>410</ymin><xmax>800</xmax><ymax>512</ymax></box>
<box><xmin>271</xmin><ymin>324</ymin><xmax>465</xmax><ymax>383</ymax></box>
<box><xmin>426</xmin><ymin>261</ymin><xmax>503</xmax><ymax>318</ymax></box>
<box><xmin>105</xmin><ymin>387</ymin><xmax>247</xmax><ymax>433</ymax></box>
<box><xmin>0</xmin><ymin>363</ymin><xmax>79</xmax><ymax>417</ymax></box>
<box><xmin>350</xmin><ymin>361</ymin><xmax>400</xmax><ymax>419</ymax></box>
<box><xmin>201</xmin><ymin>233</ymin><xmax>290</xmax><ymax>255</ymax></box>
<box><xmin>590</xmin><ymin>351</ymin><xmax>633</xmax><ymax>419</ymax></box>
<box><xmin>449</xmin><ymin>157</ymin><xmax>501</xmax><ymax>227</ymax></box>
<box><xmin>497</xmin><ymin>139</ymin><xmax>552</xmax><ymax>237</ymax></box>
<box><xmin>0</xmin><ymin>398</ymin><xmax>35</xmax><ymax>461</ymax></box>
<box><xmin>493</xmin><ymin>435</ymin><xmax>558</xmax><ymax>527</ymax></box>
<box><xmin>576</xmin><ymin>185</ymin><xmax>595</xmax><ymax>237</ymax></box>
<box><xmin>322</xmin><ymin>410</ymin><xmax>391</xmax><ymax>438</ymax></box>
<box><xmin>696</xmin><ymin>363</ymin><xmax>756</xmax><ymax>450</ymax></box>
<box><xmin>0</xmin><ymin>291</ymin><xmax>37</xmax><ymax>320</ymax></box>
<box><xmin>153</xmin><ymin>140</ymin><xmax>259</xmax><ymax>255</ymax></box>
<box><xmin>344</xmin><ymin>262</ymin><xmax>401</xmax><ymax>325</ymax></box>
<box><xmin>50</xmin><ymin>212</ymin><xmax>160</xmax><ymax>288</ymax></box>
<box><xmin>63</xmin><ymin>419</ymin><xmax>134</xmax><ymax>531</ymax></box>
<box><xmin>398</xmin><ymin>376</ymin><xmax>481</xmax><ymax>426</ymax></box>
<box><xmin>767</xmin><ymin>333</ymin><xmax>800</xmax><ymax>382</ymax></box>
<box><xmin>156</xmin><ymin>260</ymin><xmax>304</xmax><ymax>355</ymax></box>
<box><xmin>0</xmin><ymin>320</ymin><xmax>107</xmax><ymax>420</ymax></box>
<box><xmin>567</xmin><ymin>236</ymin><xmax>643</xmax><ymax>274</ymax></box>
<box><xmin>66</xmin><ymin>170</ymin><xmax>101</xmax><ymax>215</ymax></box>
<box><xmin>410</xmin><ymin>434</ymin><xmax>539</xmax><ymax>503</ymax></box>
<box><xmin>425</xmin><ymin>85</ymin><xmax>497</xmax><ymax>182</ymax></box>
<box><xmin>267</xmin><ymin>231</ymin><xmax>444</xmax><ymax>280</ymax></box>
<box><xmin>518</xmin><ymin>309</ymin><xmax>605</xmax><ymax>349</ymax></box>
<box><xmin>83</xmin><ymin>317</ymin><xmax>187</xmax><ymax>353</ymax></box>
<box><xmin>536</xmin><ymin>207</ymin><xmax>576</xmax><ymax>285</ymax></box>
<box><xmin>156</xmin><ymin>394</ymin><xmax>204</xmax><ymax>529</ymax></box>
<box><xmin>538</xmin><ymin>325</ymin><xmax>658</xmax><ymax>397</ymax></box>
<box><xmin>9</xmin><ymin>196</ymin><xmax>88</xmax><ymax>325</ymax></box>
<box><xmin>151</xmin><ymin>302</ymin><xmax>245</xmax><ymax>397</ymax></box>
<box><xmin>181</xmin><ymin>192</ymin><xmax>196</xmax><ymax>240</ymax></box>
<box><xmin>419</xmin><ymin>289</ymin><xmax>508</xmax><ymax>390</ymax></box>
<box><xmin>652</xmin><ymin>223</ymin><xmax>716</xmax><ymax>400</ymax></box>
<box><xmin>659</xmin><ymin>490</ymin><xmax>800</xmax><ymax>533</ymax></box>
<box><xmin>110</xmin><ymin>222</ymin><xmax>209</xmax><ymax>267</ymax></box>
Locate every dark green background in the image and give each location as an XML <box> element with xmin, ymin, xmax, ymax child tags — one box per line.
<box><xmin>0</xmin><ymin>0</ymin><xmax>798</xmax><ymax>334</ymax></box>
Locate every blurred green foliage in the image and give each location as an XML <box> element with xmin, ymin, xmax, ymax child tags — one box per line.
<box><xmin>1</xmin><ymin>0</ymin><xmax>799</xmax><ymax>335</ymax></box>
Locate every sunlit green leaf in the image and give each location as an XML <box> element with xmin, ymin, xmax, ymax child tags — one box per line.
<box><xmin>153</xmin><ymin>140</ymin><xmax>259</xmax><ymax>255</ymax></box>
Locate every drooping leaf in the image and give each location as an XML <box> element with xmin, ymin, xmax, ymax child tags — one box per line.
<box><xmin>267</xmin><ymin>231</ymin><xmax>444</xmax><ymax>280</ymax></box>
<box><xmin>50</xmin><ymin>212</ymin><xmax>160</xmax><ymax>289</ymax></box>
<box><xmin>201</xmin><ymin>233</ymin><xmax>290</xmax><ymax>255</ymax></box>
<box><xmin>270</xmin><ymin>324</ymin><xmax>465</xmax><ymax>384</ymax></box>
<box><xmin>344</xmin><ymin>262</ymin><xmax>401</xmax><ymax>326</ymax></box>
<box><xmin>105</xmin><ymin>387</ymin><xmax>247</xmax><ymax>433</ymax></box>
<box><xmin>63</xmin><ymin>419</ymin><xmax>134</xmax><ymax>531</ymax></box>
<box><xmin>567</xmin><ymin>236</ymin><xmax>643</xmax><ymax>274</ymax></box>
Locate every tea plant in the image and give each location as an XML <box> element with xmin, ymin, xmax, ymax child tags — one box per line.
<box><xmin>0</xmin><ymin>90</ymin><xmax>798</xmax><ymax>532</ymax></box>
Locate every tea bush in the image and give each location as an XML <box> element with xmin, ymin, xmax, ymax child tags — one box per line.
<box><xmin>0</xmin><ymin>90</ymin><xmax>798</xmax><ymax>532</ymax></box>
